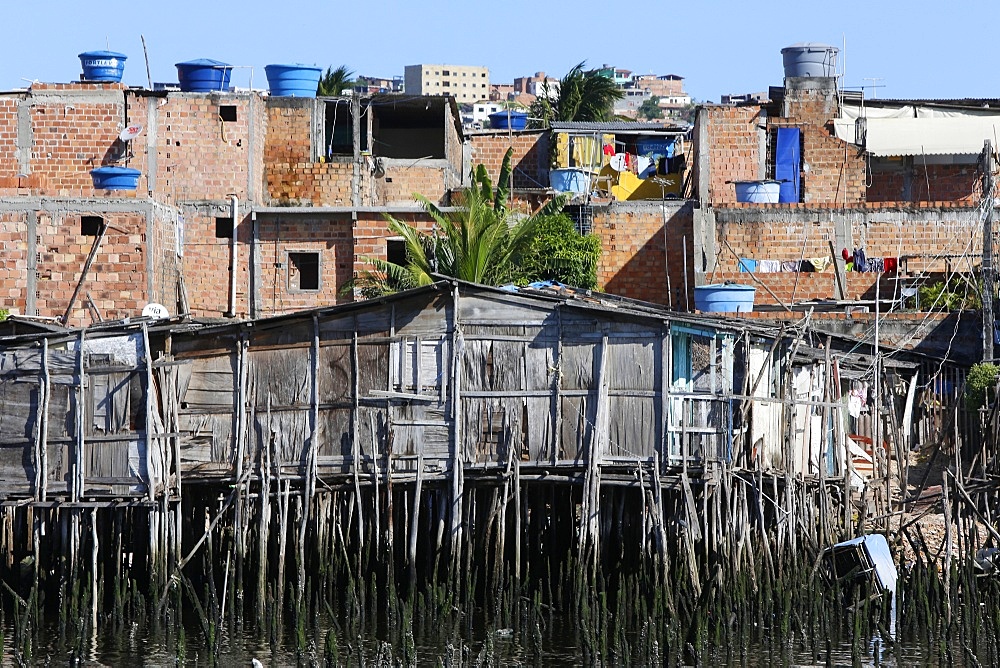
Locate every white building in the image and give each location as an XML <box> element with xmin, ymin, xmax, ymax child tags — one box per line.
<box><xmin>404</xmin><ymin>64</ymin><xmax>490</xmax><ymax>103</ymax></box>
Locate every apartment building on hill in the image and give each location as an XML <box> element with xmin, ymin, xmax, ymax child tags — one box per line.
<box><xmin>404</xmin><ymin>64</ymin><xmax>490</xmax><ymax>103</ymax></box>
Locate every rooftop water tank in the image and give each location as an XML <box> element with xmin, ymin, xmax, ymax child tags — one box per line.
<box><xmin>489</xmin><ymin>110</ymin><xmax>528</xmax><ymax>130</ymax></box>
<box><xmin>781</xmin><ymin>43</ymin><xmax>838</xmax><ymax>78</ymax></box>
<box><xmin>694</xmin><ymin>284</ymin><xmax>756</xmax><ymax>313</ymax></box>
<box><xmin>90</xmin><ymin>166</ymin><xmax>141</xmax><ymax>191</ymax></box>
<box><xmin>79</xmin><ymin>51</ymin><xmax>127</xmax><ymax>83</ymax></box>
<box><xmin>176</xmin><ymin>59</ymin><xmax>233</xmax><ymax>92</ymax></box>
<box><xmin>265</xmin><ymin>64</ymin><xmax>323</xmax><ymax>97</ymax></box>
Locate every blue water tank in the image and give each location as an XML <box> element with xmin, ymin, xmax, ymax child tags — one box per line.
<box><xmin>176</xmin><ymin>59</ymin><xmax>233</xmax><ymax>92</ymax></box>
<box><xmin>79</xmin><ymin>51</ymin><xmax>127</xmax><ymax>83</ymax></box>
<box><xmin>91</xmin><ymin>167</ymin><xmax>141</xmax><ymax>190</ymax></box>
<box><xmin>694</xmin><ymin>284</ymin><xmax>756</xmax><ymax>312</ymax></box>
<box><xmin>266</xmin><ymin>64</ymin><xmax>323</xmax><ymax>97</ymax></box>
<box><xmin>489</xmin><ymin>110</ymin><xmax>528</xmax><ymax>130</ymax></box>
<box><xmin>549</xmin><ymin>168</ymin><xmax>590</xmax><ymax>193</ymax></box>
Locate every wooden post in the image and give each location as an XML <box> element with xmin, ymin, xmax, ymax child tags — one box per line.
<box><xmin>983</xmin><ymin>140</ymin><xmax>995</xmax><ymax>361</ymax></box>
<box><xmin>829</xmin><ymin>239</ymin><xmax>847</xmax><ymax>301</ymax></box>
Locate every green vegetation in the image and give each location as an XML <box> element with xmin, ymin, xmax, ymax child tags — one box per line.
<box><xmin>529</xmin><ymin>62</ymin><xmax>624</xmax><ymax>128</ymax></box>
<box><xmin>917</xmin><ymin>276</ymin><xmax>982</xmax><ymax>311</ymax></box>
<box><xmin>0</xmin><ymin>309</ymin><xmax>7</xmax><ymax>322</ymax></box>
<box><xmin>513</xmin><ymin>213</ymin><xmax>601</xmax><ymax>289</ymax></box>
<box><xmin>637</xmin><ymin>96</ymin><xmax>663</xmax><ymax>120</ymax></box>
<box><xmin>316</xmin><ymin>65</ymin><xmax>355</xmax><ymax>96</ymax></box>
<box><xmin>965</xmin><ymin>362</ymin><xmax>1000</xmax><ymax>411</ymax></box>
<box><xmin>349</xmin><ymin>149</ymin><xmax>599</xmax><ymax>298</ymax></box>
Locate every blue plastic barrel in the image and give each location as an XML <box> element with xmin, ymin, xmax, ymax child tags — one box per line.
<box><xmin>489</xmin><ymin>110</ymin><xmax>528</xmax><ymax>130</ymax></box>
<box><xmin>265</xmin><ymin>64</ymin><xmax>322</xmax><ymax>97</ymax></box>
<box><xmin>176</xmin><ymin>59</ymin><xmax>232</xmax><ymax>92</ymax></box>
<box><xmin>79</xmin><ymin>51</ymin><xmax>127</xmax><ymax>83</ymax></box>
<box><xmin>549</xmin><ymin>168</ymin><xmax>590</xmax><ymax>193</ymax></box>
<box><xmin>694</xmin><ymin>284</ymin><xmax>756</xmax><ymax>312</ymax></box>
<box><xmin>91</xmin><ymin>167</ymin><xmax>141</xmax><ymax>190</ymax></box>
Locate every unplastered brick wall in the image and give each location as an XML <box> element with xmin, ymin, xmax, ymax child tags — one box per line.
<box><xmin>711</xmin><ymin>205</ymin><xmax>982</xmax><ymax>306</ymax></box>
<box><xmin>180</xmin><ymin>205</ymin><xmax>248</xmax><ymax>318</ymax></box>
<box><xmin>263</xmin><ymin>98</ymin><xmax>356</xmax><ymax>205</ymax></box>
<box><xmin>353</xmin><ymin>210</ymin><xmax>436</xmax><ymax>282</ymax></box>
<box><xmin>268</xmin><ymin>156</ymin><xmax>355</xmax><ymax>206</ymax></box>
<box><xmin>254</xmin><ymin>214</ymin><xmax>354</xmax><ymax>316</ymax></box>
<box><xmin>0</xmin><ymin>212</ymin><xmax>29</xmax><ymax>313</ymax></box>
<box><xmin>34</xmin><ymin>212</ymin><xmax>148</xmax><ymax>325</ymax></box>
<box><xmin>156</xmin><ymin>93</ymin><xmax>256</xmax><ymax>204</ymax></box>
<box><xmin>702</xmin><ymin>106</ymin><xmax>761</xmax><ymax>205</ymax></box>
<box><xmin>378</xmin><ymin>163</ymin><xmax>453</xmax><ymax>205</ymax></box>
<box><xmin>0</xmin><ymin>97</ymin><xmax>19</xmax><ymax>179</ymax></box>
<box><xmin>868</xmin><ymin>163</ymin><xmax>981</xmax><ymax>204</ymax></box>
<box><xmin>151</xmin><ymin>207</ymin><xmax>182</xmax><ymax>314</ymax></box>
<box><xmin>468</xmin><ymin>131</ymin><xmax>549</xmax><ymax>189</ymax></box>
<box><xmin>592</xmin><ymin>201</ymin><xmax>693</xmax><ymax>307</ymax></box>
<box><xmin>793</xmin><ymin>122</ymin><xmax>866</xmax><ymax>204</ymax></box>
<box><xmin>774</xmin><ymin>82</ymin><xmax>866</xmax><ymax>205</ymax></box>
<box><xmin>27</xmin><ymin>83</ymin><xmax>131</xmax><ymax>195</ymax></box>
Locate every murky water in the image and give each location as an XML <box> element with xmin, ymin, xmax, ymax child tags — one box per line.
<box><xmin>3</xmin><ymin>610</ymin><xmax>982</xmax><ymax>666</ymax></box>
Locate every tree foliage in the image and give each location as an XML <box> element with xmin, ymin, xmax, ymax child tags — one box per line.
<box><xmin>529</xmin><ymin>62</ymin><xmax>624</xmax><ymax>128</ymax></box>
<box><xmin>349</xmin><ymin>149</ymin><xmax>601</xmax><ymax>297</ymax></box>
<box><xmin>317</xmin><ymin>65</ymin><xmax>355</xmax><ymax>96</ymax></box>
<box><xmin>965</xmin><ymin>362</ymin><xmax>1000</xmax><ymax>411</ymax></box>
<box><xmin>638</xmin><ymin>96</ymin><xmax>664</xmax><ymax>120</ymax></box>
<box><xmin>513</xmin><ymin>214</ymin><xmax>601</xmax><ymax>289</ymax></box>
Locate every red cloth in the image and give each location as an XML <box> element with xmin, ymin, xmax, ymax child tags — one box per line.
<box><xmin>883</xmin><ymin>257</ymin><xmax>898</xmax><ymax>272</ymax></box>
<box><xmin>841</xmin><ymin>248</ymin><xmax>851</xmax><ymax>261</ymax></box>
<box><xmin>603</xmin><ymin>143</ymin><xmax>614</xmax><ymax>156</ymax></box>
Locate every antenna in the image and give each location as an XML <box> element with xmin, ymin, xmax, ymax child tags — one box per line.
<box><xmin>862</xmin><ymin>77</ymin><xmax>885</xmax><ymax>99</ymax></box>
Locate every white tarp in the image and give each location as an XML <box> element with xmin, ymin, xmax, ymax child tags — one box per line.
<box><xmin>835</xmin><ymin>103</ymin><xmax>1000</xmax><ymax>156</ymax></box>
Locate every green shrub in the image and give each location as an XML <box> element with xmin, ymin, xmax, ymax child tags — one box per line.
<box><xmin>965</xmin><ymin>362</ymin><xmax>1000</xmax><ymax>411</ymax></box>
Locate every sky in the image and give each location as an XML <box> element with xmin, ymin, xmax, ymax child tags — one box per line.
<box><xmin>3</xmin><ymin>1</ymin><xmax>999</xmax><ymax>103</ymax></box>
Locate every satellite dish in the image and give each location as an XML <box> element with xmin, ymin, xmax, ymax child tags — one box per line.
<box><xmin>609</xmin><ymin>153</ymin><xmax>628</xmax><ymax>172</ymax></box>
<box><xmin>119</xmin><ymin>124</ymin><xmax>144</xmax><ymax>141</ymax></box>
<box><xmin>141</xmin><ymin>303</ymin><xmax>169</xmax><ymax>320</ymax></box>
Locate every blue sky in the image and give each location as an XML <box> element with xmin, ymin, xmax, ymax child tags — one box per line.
<box><xmin>3</xmin><ymin>0</ymin><xmax>999</xmax><ymax>103</ymax></box>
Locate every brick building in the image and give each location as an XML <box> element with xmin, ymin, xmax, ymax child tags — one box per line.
<box><xmin>0</xmin><ymin>77</ymin><xmax>467</xmax><ymax>325</ymax></box>
<box><xmin>690</xmin><ymin>71</ymin><xmax>998</xmax><ymax>310</ymax></box>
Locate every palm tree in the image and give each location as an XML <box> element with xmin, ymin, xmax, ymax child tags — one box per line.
<box><xmin>349</xmin><ymin>149</ymin><xmax>569</xmax><ymax>297</ymax></box>
<box><xmin>317</xmin><ymin>65</ymin><xmax>355</xmax><ymax>96</ymax></box>
<box><xmin>530</xmin><ymin>62</ymin><xmax>624</xmax><ymax>128</ymax></box>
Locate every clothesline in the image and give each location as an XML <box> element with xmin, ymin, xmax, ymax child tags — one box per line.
<box><xmin>738</xmin><ymin>256</ymin><xmax>899</xmax><ymax>274</ymax></box>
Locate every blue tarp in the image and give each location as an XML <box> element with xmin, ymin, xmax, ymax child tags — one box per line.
<box><xmin>775</xmin><ymin>127</ymin><xmax>801</xmax><ymax>203</ymax></box>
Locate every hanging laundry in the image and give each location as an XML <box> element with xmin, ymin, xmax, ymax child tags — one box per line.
<box><xmin>781</xmin><ymin>260</ymin><xmax>801</xmax><ymax>272</ymax></box>
<box><xmin>603</xmin><ymin>143</ymin><xmax>615</xmax><ymax>156</ymax></box>
<box><xmin>758</xmin><ymin>260</ymin><xmax>781</xmax><ymax>273</ymax></box>
<box><xmin>883</xmin><ymin>257</ymin><xmax>898</xmax><ymax>273</ymax></box>
<box><xmin>853</xmin><ymin>248</ymin><xmax>869</xmax><ymax>272</ymax></box>
<box><xmin>799</xmin><ymin>260</ymin><xmax>816</xmax><ymax>272</ymax></box>
<box><xmin>810</xmin><ymin>257</ymin><xmax>831</xmax><ymax>272</ymax></box>
<box><xmin>738</xmin><ymin>258</ymin><xmax>758</xmax><ymax>272</ymax></box>
<box><xmin>868</xmin><ymin>257</ymin><xmax>885</xmax><ymax>273</ymax></box>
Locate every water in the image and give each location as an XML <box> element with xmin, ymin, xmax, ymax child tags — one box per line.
<box><xmin>3</xmin><ymin>590</ymin><xmax>989</xmax><ymax>666</ymax></box>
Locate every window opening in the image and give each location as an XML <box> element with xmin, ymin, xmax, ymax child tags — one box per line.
<box><xmin>81</xmin><ymin>215</ymin><xmax>104</xmax><ymax>236</ymax></box>
<box><xmin>288</xmin><ymin>252</ymin><xmax>320</xmax><ymax>291</ymax></box>
<box><xmin>219</xmin><ymin>105</ymin><xmax>237</xmax><ymax>122</ymax></box>
<box><xmin>215</xmin><ymin>217</ymin><xmax>233</xmax><ymax>239</ymax></box>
